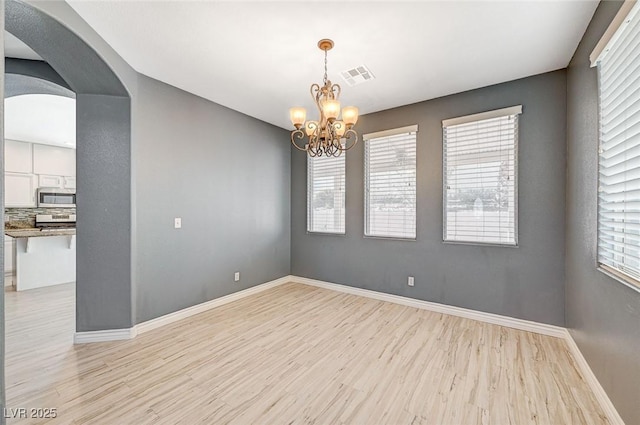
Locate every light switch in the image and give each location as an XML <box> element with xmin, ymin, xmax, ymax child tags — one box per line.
<box><xmin>174</xmin><ymin>217</ymin><xmax>182</xmax><ymax>229</ymax></box>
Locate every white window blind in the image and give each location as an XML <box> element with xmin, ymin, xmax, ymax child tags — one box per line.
<box><xmin>443</xmin><ymin>106</ymin><xmax>520</xmax><ymax>246</ymax></box>
<box><xmin>364</xmin><ymin>127</ymin><xmax>417</xmax><ymax>239</ymax></box>
<box><xmin>307</xmin><ymin>152</ymin><xmax>345</xmax><ymax>234</ymax></box>
<box><xmin>596</xmin><ymin>1</ymin><xmax>640</xmax><ymax>284</ymax></box>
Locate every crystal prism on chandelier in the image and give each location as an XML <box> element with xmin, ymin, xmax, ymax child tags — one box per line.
<box><xmin>289</xmin><ymin>39</ymin><xmax>359</xmax><ymax>157</ymax></box>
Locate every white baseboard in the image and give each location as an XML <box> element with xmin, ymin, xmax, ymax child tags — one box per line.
<box><xmin>73</xmin><ymin>276</ymin><xmax>291</xmax><ymax>344</ymax></box>
<box><xmin>73</xmin><ymin>327</ymin><xmax>136</xmax><ymax>344</ymax></box>
<box><xmin>73</xmin><ymin>275</ymin><xmax>292</xmax><ymax>344</ymax></box>
<box><xmin>135</xmin><ymin>275</ymin><xmax>292</xmax><ymax>335</ymax></box>
<box><xmin>291</xmin><ymin>276</ymin><xmax>566</xmax><ymax>338</ymax></box>
<box><xmin>563</xmin><ymin>330</ymin><xmax>625</xmax><ymax>425</ymax></box>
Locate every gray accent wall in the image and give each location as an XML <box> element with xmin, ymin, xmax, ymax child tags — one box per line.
<box><xmin>291</xmin><ymin>71</ymin><xmax>567</xmax><ymax>326</ymax></box>
<box><xmin>132</xmin><ymin>75</ymin><xmax>291</xmax><ymax>323</ymax></box>
<box><xmin>566</xmin><ymin>1</ymin><xmax>640</xmax><ymax>423</ymax></box>
<box><xmin>76</xmin><ymin>94</ymin><xmax>133</xmax><ymax>330</ymax></box>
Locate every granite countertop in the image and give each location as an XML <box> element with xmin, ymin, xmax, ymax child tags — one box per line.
<box><xmin>5</xmin><ymin>228</ymin><xmax>76</xmax><ymax>238</ymax></box>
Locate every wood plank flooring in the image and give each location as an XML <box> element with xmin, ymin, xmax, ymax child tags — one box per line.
<box><xmin>5</xmin><ymin>282</ymin><xmax>609</xmax><ymax>424</ymax></box>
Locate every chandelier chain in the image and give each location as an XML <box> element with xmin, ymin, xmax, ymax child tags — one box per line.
<box><xmin>323</xmin><ymin>49</ymin><xmax>328</xmax><ymax>85</ymax></box>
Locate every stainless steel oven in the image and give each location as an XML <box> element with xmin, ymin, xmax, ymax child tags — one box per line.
<box><xmin>37</xmin><ymin>188</ymin><xmax>76</xmax><ymax>208</ymax></box>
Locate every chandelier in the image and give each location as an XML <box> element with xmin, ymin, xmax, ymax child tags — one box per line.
<box><xmin>289</xmin><ymin>39</ymin><xmax>359</xmax><ymax>157</ymax></box>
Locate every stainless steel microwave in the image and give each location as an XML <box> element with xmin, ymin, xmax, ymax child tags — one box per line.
<box><xmin>37</xmin><ymin>188</ymin><xmax>76</xmax><ymax>208</ymax></box>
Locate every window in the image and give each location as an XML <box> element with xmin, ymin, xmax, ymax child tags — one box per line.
<box><xmin>594</xmin><ymin>1</ymin><xmax>640</xmax><ymax>286</ymax></box>
<box><xmin>443</xmin><ymin>106</ymin><xmax>521</xmax><ymax>246</ymax></box>
<box><xmin>307</xmin><ymin>152</ymin><xmax>345</xmax><ymax>234</ymax></box>
<box><xmin>364</xmin><ymin>125</ymin><xmax>417</xmax><ymax>239</ymax></box>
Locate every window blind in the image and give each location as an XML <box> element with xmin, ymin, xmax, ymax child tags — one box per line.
<box><xmin>443</xmin><ymin>108</ymin><xmax>520</xmax><ymax>245</ymax></box>
<box><xmin>596</xmin><ymin>1</ymin><xmax>640</xmax><ymax>284</ymax></box>
<box><xmin>364</xmin><ymin>128</ymin><xmax>417</xmax><ymax>239</ymax></box>
<box><xmin>307</xmin><ymin>152</ymin><xmax>345</xmax><ymax>234</ymax></box>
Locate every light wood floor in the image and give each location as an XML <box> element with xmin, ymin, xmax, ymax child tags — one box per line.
<box><xmin>5</xmin><ymin>282</ymin><xmax>609</xmax><ymax>424</ymax></box>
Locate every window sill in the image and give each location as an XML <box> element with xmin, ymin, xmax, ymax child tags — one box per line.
<box><xmin>597</xmin><ymin>264</ymin><xmax>640</xmax><ymax>294</ymax></box>
<box><xmin>443</xmin><ymin>240</ymin><xmax>518</xmax><ymax>248</ymax></box>
<box><xmin>306</xmin><ymin>231</ymin><xmax>346</xmax><ymax>237</ymax></box>
<box><xmin>363</xmin><ymin>235</ymin><xmax>416</xmax><ymax>242</ymax></box>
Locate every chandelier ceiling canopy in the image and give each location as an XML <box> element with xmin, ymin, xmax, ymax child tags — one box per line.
<box><xmin>289</xmin><ymin>39</ymin><xmax>359</xmax><ymax>157</ymax></box>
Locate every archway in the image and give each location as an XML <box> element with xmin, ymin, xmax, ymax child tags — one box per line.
<box><xmin>4</xmin><ymin>0</ymin><xmax>133</xmax><ymax>335</ymax></box>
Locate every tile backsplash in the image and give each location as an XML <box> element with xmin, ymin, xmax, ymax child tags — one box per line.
<box><xmin>5</xmin><ymin>208</ymin><xmax>77</xmax><ymax>227</ymax></box>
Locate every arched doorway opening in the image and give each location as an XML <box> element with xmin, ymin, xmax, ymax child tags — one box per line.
<box><xmin>2</xmin><ymin>0</ymin><xmax>134</xmax><ymax>413</ymax></box>
<box><xmin>5</xmin><ymin>0</ymin><xmax>133</xmax><ymax>331</ymax></box>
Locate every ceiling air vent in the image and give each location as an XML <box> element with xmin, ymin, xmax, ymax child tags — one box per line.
<box><xmin>341</xmin><ymin>65</ymin><xmax>375</xmax><ymax>87</ymax></box>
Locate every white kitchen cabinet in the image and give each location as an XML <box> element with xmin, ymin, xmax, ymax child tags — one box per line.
<box><xmin>64</xmin><ymin>176</ymin><xmax>76</xmax><ymax>189</ymax></box>
<box><xmin>37</xmin><ymin>175</ymin><xmax>76</xmax><ymax>189</ymax></box>
<box><xmin>38</xmin><ymin>174</ymin><xmax>64</xmax><ymax>188</ymax></box>
<box><xmin>33</xmin><ymin>144</ymin><xmax>76</xmax><ymax>177</ymax></box>
<box><xmin>5</xmin><ymin>173</ymin><xmax>36</xmax><ymax>207</ymax></box>
<box><xmin>5</xmin><ymin>140</ymin><xmax>33</xmax><ymax>173</ymax></box>
<box><xmin>14</xmin><ymin>235</ymin><xmax>75</xmax><ymax>291</ymax></box>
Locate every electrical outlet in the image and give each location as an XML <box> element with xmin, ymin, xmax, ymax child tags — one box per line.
<box><xmin>408</xmin><ymin>276</ymin><xmax>415</xmax><ymax>287</ymax></box>
<box><xmin>234</xmin><ymin>272</ymin><xmax>240</xmax><ymax>282</ymax></box>
<box><xmin>174</xmin><ymin>217</ymin><xmax>182</xmax><ymax>229</ymax></box>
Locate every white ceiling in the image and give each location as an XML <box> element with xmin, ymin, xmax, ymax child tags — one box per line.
<box><xmin>4</xmin><ymin>94</ymin><xmax>76</xmax><ymax>148</ymax></box>
<box><xmin>4</xmin><ymin>31</ymin><xmax>42</xmax><ymax>60</ymax></box>
<box><xmin>66</xmin><ymin>1</ymin><xmax>599</xmax><ymax>130</ymax></box>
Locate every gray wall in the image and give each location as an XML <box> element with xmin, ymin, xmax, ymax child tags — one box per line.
<box><xmin>76</xmin><ymin>94</ymin><xmax>133</xmax><ymax>330</ymax></box>
<box><xmin>132</xmin><ymin>75</ymin><xmax>291</xmax><ymax>323</ymax></box>
<box><xmin>291</xmin><ymin>71</ymin><xmax>567</xmax><ymax>326</ymax></box>
<box><xmin>566</xmin><ymin>1</ymin><xmax>640</xmax><ymax>423</ymax></box>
